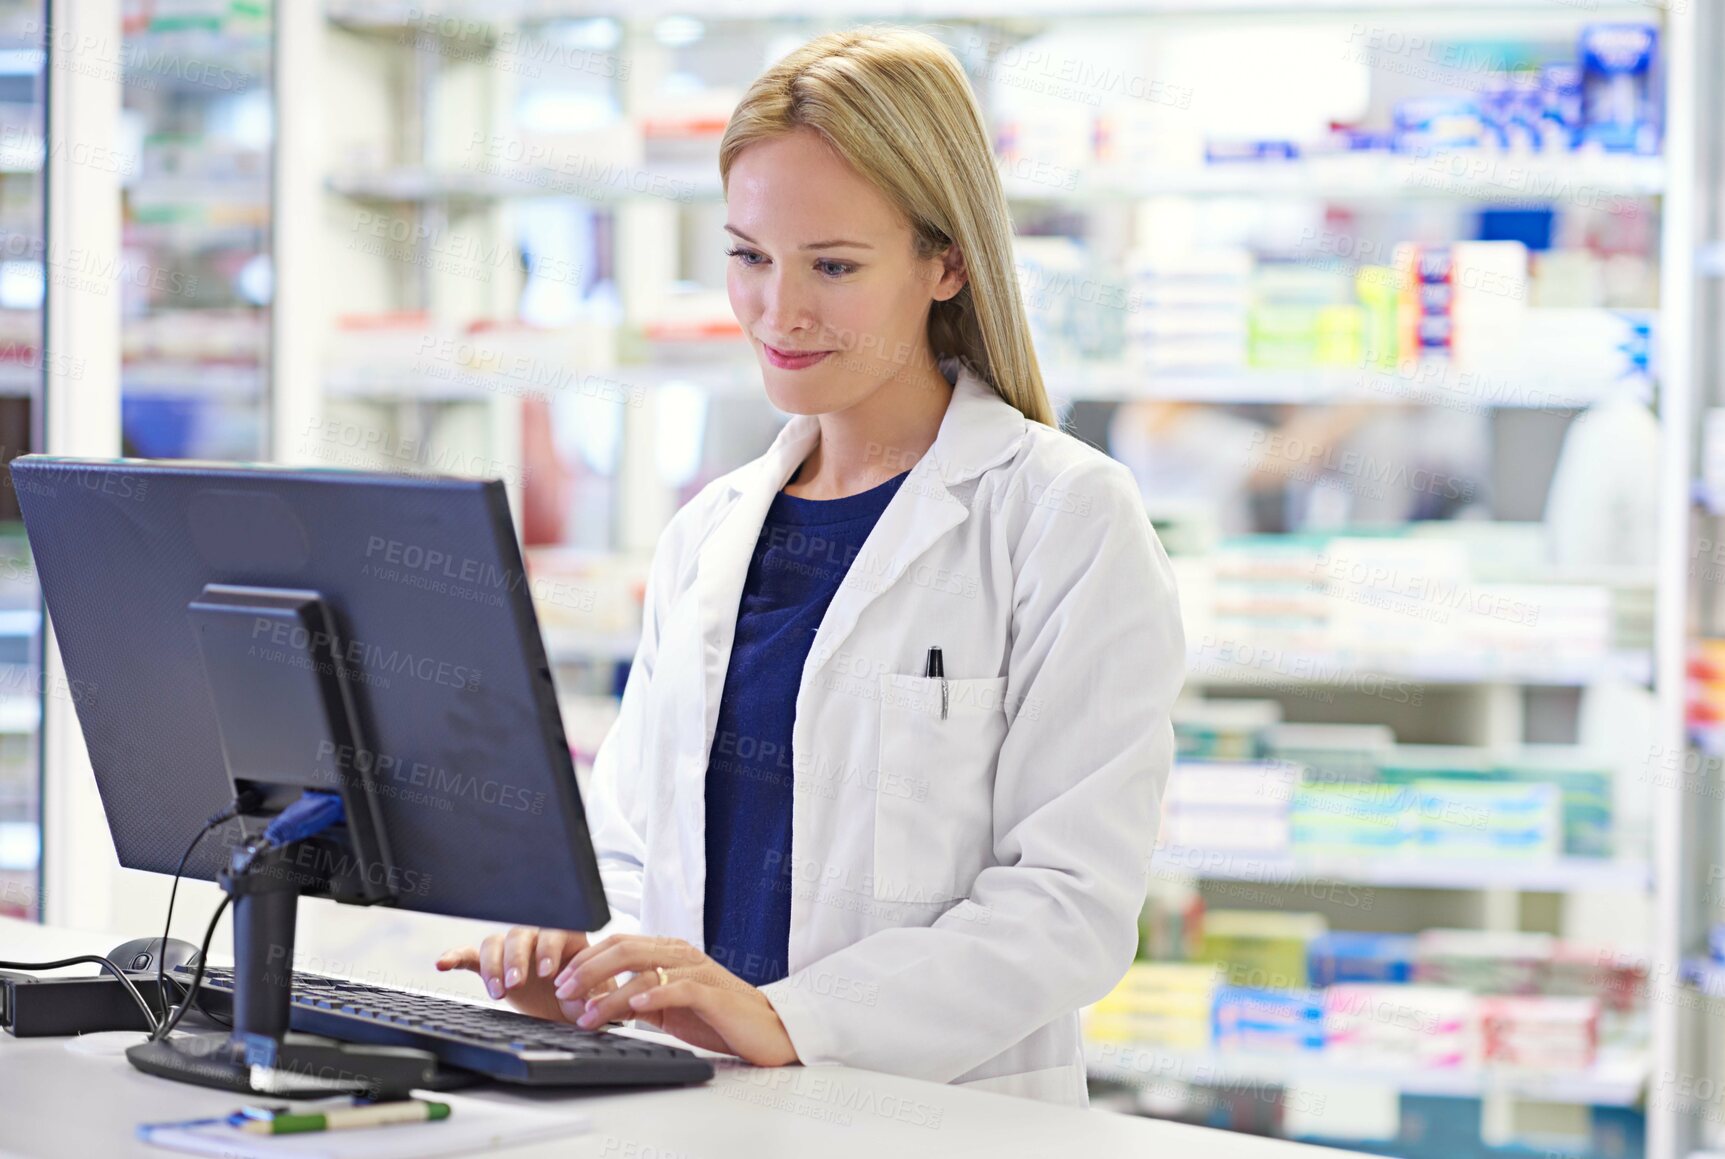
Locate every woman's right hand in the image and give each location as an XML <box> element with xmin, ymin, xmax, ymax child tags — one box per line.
<box><xmin>435</xmin><ymin>927</ymin><xmax>616</xmax><ymax>1024</ymax></box>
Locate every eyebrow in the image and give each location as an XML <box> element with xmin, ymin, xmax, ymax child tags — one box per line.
<box><xmin>724</xmin><ymin>225</ymin><xmax>873</xmax><ymax>251</ymax></box>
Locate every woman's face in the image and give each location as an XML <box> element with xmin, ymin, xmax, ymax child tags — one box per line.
<box><xmin>724</xmin><ymin>125</ymin><xmax>965</xmax><ymax>417</ymax></box>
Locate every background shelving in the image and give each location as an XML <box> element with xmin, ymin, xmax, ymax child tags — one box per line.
<box><xmin>3</xmin><ymin>3</ymin><xmax>1711</xmax><ymax>1158</ymax></box>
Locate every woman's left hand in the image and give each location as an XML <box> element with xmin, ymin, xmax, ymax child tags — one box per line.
<box><xmin>553</xmin><ymin>935</ymin><xmax>799</xmax><ymax>1067</ymax></box>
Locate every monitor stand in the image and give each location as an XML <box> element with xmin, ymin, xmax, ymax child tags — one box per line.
<box><xmin>124</xmin><ymin>838</ymin><xmax>453</xmax><ymax>1098</ymax></box>
<box><xmin>124</xmin><ymin>584</ymin><xmax>466</xmax><ymax>1098</ymax></box>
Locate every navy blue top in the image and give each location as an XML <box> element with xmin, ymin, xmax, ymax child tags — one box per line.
<box><xmin>703</xmin><ymin>464</ymin><xmax>910</xmax><ymax>986</ymax></box>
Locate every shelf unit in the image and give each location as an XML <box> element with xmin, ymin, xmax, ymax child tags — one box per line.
<box><xmin>245</xmin><ymin>4</ymin><xmax>1700</xmax><ymax>1158</ymax></box>
<box><xmin>118</xmin><ymin>7</ymin><xmax>273</xmax><ymax>461</ymax></box>
<box><xmin>1669</xmin><ymin>0</ymin><xmax>1725</xmax><ymax>1155</ymax></box>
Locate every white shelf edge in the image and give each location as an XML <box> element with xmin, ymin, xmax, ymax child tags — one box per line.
<box><xmin>1185</xmin><ymin>647</ymin><xmax>1653</xmax><ymax>688</ymax></box>
<box><xmin>1084</xmin><ymin>1041</ymin><xmax>1648</xmax><ymax>1107</ymax></box>
<box><xmin>1152</xmin><ymin>846</ymin><xmax>1651</xmax><ymax>893</ymax></box>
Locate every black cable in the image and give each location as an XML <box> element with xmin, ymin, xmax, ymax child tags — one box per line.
<box><xmin>153</xmin><ymin>895</ymin><xmax>230</xmax><ymax>1042</ymax></box>
<box><xmin>153</xmin><ymin>792</ymin><xmax>261</xmax><ymax>1026</ymax></box>
<box><xmin>153</xmin><ymin>823</ymin><xmax>217</xmax><ymax>1025</ymax></box>
<box><xmin>0</xmin><ymin>954</ymin><xmax>158</xmax><ymax>1029</ymax></box>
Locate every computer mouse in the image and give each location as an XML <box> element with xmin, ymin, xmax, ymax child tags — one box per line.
<box><xmin>106</xmin><ymin>936</ymin><xmax>202</xmax><ymax>976</ymax></box>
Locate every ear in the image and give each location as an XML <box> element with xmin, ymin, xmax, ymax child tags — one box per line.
<box><xmin>931</xmin><ymin>243</ymin><xmax>967</xmax><ymax>303</ymax></box>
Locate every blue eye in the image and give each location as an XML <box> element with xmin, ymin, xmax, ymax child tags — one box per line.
<box><xmin>724</xmin><ymin>246</ymin><xmax>764</xmax><ymax>266</ymax></box>
<box><xmin>815</xmin><ymin>260</ymin><xmax>855</xmax><ymax>278</ymax></box>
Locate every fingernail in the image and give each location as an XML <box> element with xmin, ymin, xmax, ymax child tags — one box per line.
<box><xmin>630</xmin><ymin>994</ymin><xmax>647</xmax><ymax>1008</ymax></box>
<box><xmin>538</xmin><ymin>957</ymin><xmax>553</xmax><ymax>977</ymax></box>
<box><xmin>553</xmin><ymin>982</ymin><xmax>573</xmax><ymax>1000</ymax></box>
<box><xmin>505</xmin><ymin>968</ymin><xmax>520</xmax><ymax>989</ymax></box>
<box><xmin>576</xmin><ymin>1011</ymin><xmax>596</xmax><ymax>1029</ymax></box>
<box><xmin>487</xmin><ymin>978</ymin><xmax>502</xmax><ymax>999</ymax></box>
<box><xmin>584</xmin><ymin>997</ymin><xmax>599</xmax><ymax>1013</ymax></box>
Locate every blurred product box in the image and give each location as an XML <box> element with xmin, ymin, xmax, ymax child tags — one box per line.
<box><xmin>1200</xmin><ymin>910</ymin><xmax>1328</xmax><ymax>990</ymax></box>
<box><xmin>1323</xmin><ymin>984</ymin><xmax>1479</xmax><ymax>1069</ymax></box>
<box><xmin>1290</xmin><ymin>782</ymin><xmax>1412</xmax><ymax>856</ymax></box>
<box><xmin>1408</xmin><ymin>781</ymin><xmax>1562</xmax><ymax>861</ymax></box>
<box><xmin>1479</xmin><ymin>995</ymin><xmax>1600</xmax><ymax>1070</ymax></box>
<box><xmin>1308</xmin><ymin>932</ymin><xmax>1418</xmax><ymax>987</ymax></box>
<box><xmin>1173</xmin><ymin>698</ymin><xmax>1281</xmax><ymax>760</ymax></box>
<box><xmin>1162</xmin><ymin>760</ymin><xmax>1298</xmax><ymax>855</ymax></box>
<box><xmin>1086</xmin><ymin>962</ymin><xmax>1221</xmax><ymax>1049</ymax></box>
<box><xmin>1415</xmin><ymin>929</ymin><xmax>1555</xmax><ymax>996</ymax></box>
<box><xmin>1264</xmin><ymin>722</ymin><xmax>1394</xmax><ymax>785</ymax></box>
<box><xmin>1213</xmin><ymin>986</ymin><xmax>1326</xmax><ymax>1053</ymax></box>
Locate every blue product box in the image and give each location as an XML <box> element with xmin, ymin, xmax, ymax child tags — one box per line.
<box><xmin>1540</xmin><ymin>63</ymin><xmax>1583</xmax><ymax>149</ymax></box>
<box><xmin>1213</xmin><ymin>986</ymin><xmax>1326</xmax><ymax>1052</ymax></box>
<box><xmin>1579</xmin><ymin>23</ymin><xmax>1659</xmax><ymax>153</ymax></box>
<box><xmin>1307</xmin><ymin>932</ymin><xmax>1417</xmax><ymax>987</ymax></box>
<box><xmin>1393</xmin><ymin>98</ymin><xmax>1486</xmax><ymax>153</ymax></box>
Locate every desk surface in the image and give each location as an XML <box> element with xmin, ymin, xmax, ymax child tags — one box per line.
<box><xmin>0</xmin><ymin>917</ymin><xmax>1343</xmax><ymax>1159</ymax></box>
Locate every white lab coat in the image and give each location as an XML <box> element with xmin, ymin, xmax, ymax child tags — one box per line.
<box><xmin>584</xmin><ymin>355</ymin><xmax>1185</xmax><ymax>1107</ymax></box>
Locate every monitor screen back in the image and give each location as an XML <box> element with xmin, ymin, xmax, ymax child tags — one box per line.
<box><xmin>12</xmin><ymin>457</ymin><xmax>610</xmax><ymax>932</ymax></box>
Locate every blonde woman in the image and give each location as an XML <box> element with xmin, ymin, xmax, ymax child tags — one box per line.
<box><xmin>438</xmin><ymin>26</ymin><xmax>1184</xmax><ymax>1107</ymax></box>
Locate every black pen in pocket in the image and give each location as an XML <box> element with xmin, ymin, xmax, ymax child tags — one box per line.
<box><xmin>924</xmin><ymin>645</ymin><xmax>947</xmax><ymax>720</ymax></box>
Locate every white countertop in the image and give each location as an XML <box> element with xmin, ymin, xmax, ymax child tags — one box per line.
<box><xmin>0</xmin><ymin>916</ymin><xmax>1345</xmax><ymax>1158</ymax></box>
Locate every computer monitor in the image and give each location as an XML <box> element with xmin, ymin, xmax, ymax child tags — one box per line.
<box><xmin>11</xmin><ymin>455</ymin><xmax>614</xmax><ymax>1093</ymax></box>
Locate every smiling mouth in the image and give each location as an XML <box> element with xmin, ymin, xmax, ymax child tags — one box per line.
<box><xmin>761</xmin><ymin>342</ymin><xmax>835</xmax><ymax>369</ymax></box>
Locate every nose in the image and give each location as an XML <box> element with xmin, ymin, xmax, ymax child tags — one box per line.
<box><xmin>757</xmin><ymin>267</ymin><xmax>817</xmax><ymax>340</ymax></box>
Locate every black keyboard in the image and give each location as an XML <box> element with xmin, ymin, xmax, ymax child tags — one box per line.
<box><xmin>180</xmin><ymin>965</ymin><xmax>714</xmax><ymax>1088</ymax></box>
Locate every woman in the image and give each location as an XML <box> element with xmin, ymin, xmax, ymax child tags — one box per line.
<box><xmin>436</xmin><ymin>26</ymin><xmax>1184</xmax><ymax>1108</ymax></box>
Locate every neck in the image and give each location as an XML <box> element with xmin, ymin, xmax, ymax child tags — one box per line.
<box><xmin>788</xmin><ymin>357</ymin><xmax>954</xmax><ymax>499</ymax></box>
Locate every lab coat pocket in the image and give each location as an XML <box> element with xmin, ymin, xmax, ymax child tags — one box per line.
<box><xmin>872</xmin><ymin>673</ymin><xmax>1009</xmax><ymax>905</ymax></box>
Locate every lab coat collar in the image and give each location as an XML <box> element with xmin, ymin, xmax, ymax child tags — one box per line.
<box><xmin>723</xmin><ymin>355</ymin><xmax>1030</xmax><ymax>500</ymax></box>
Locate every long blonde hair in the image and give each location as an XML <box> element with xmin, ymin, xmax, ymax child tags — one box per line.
<box><xmin>719</xmin><ymin>26</ymin><xmax>1055</xmax><ymax>427</ymax></box>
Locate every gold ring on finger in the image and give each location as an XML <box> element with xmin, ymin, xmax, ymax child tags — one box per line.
<box><xmin>655</xmin><ymin>966</ymin><xmax>669</xmax><ymax>987</ymax></box>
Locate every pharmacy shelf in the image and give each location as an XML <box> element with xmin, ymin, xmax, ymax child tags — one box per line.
<box><xmin>327</xmin><ymin>0</ymin><xmax>1671</xmax><ymax>25</ymax></box>
<box><xmin>327</xmin><ymin>165</ymin><xmax>719</xmax><ymax>206</ymax></box>
<box><xmin>1186</xmin><ymin>645</ymin><xmax>1654</xmax><ymax>688</ymax></box>
<box><xmin>1045</xmin><ymin>361</ymin><xmax>1631</xmax><ymax>408</ymax></box>
<box><xmin>1007</xmin><ymin>153</ymin><xmax>1665</xmax><ymax>203</ymax></box>
<box><xmin>568</xmin><ymin>357</ymin><xmax>1638</xmax><ymax>409</ymax></box>
<box><xmin>1152</xmin><ymin>847</ymin><xmax>1652</xmax><ymax>893</ymax></box>
<box><xmin>331</xmin><ymin>153</ymin><xmax>1664</xmax><ymax>209</ymax></box>
<box><xmin>1084</xmin><ymin>1041</ymin><xmax>1649</xmax><ymax>1106</ymax></box>
<box><xmin>324</xmin><ymin>370</ymin><xmax>501</xmax><ymax>402</ymax></box>
<box><xmin>122</xmin><ymin>362</ymin><xmax>263</xmax><ymax>400</ymax></box>
<box><xmin>539</xmin><ymin>630</ymin><xmax>1654</xmax><ymax>685</ymax></box>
